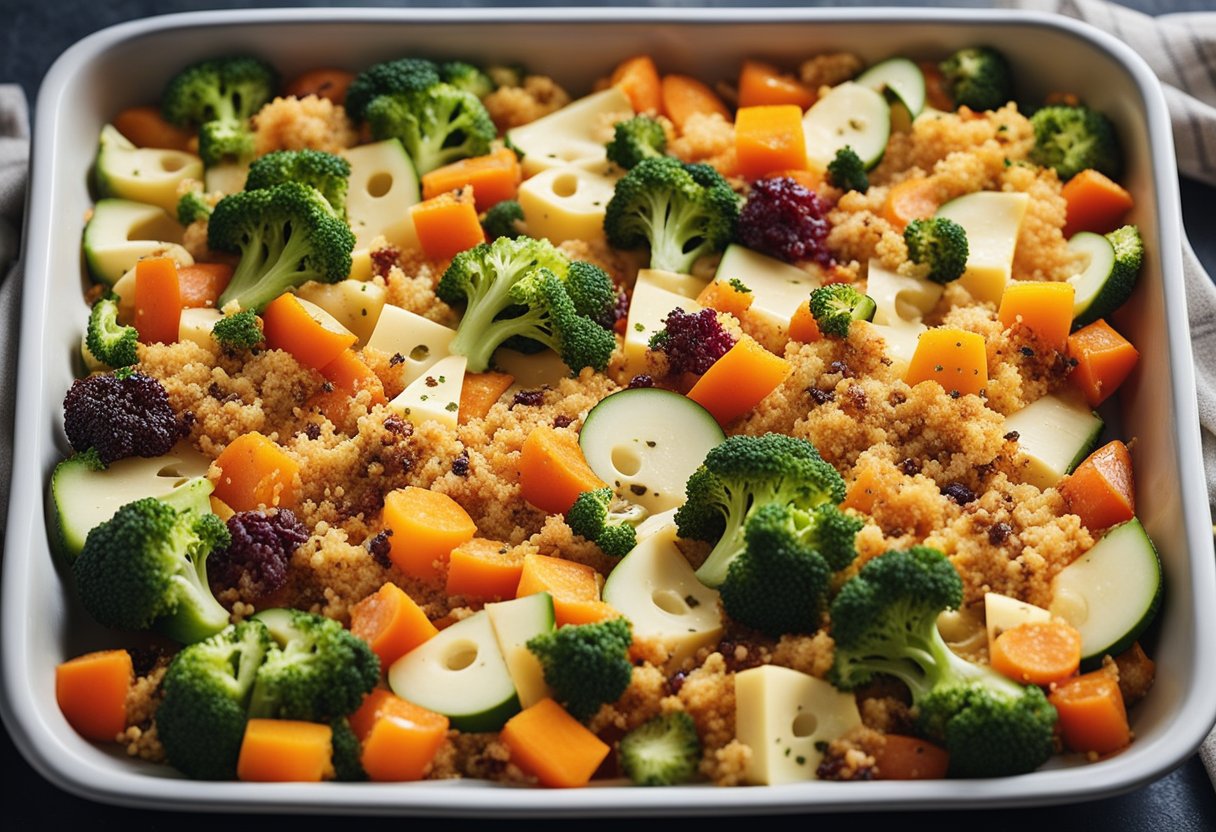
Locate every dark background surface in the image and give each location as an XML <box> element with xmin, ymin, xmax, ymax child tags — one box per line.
<box><xmin>3</xmin><ymin>1</ymin><xmax>1215</xmax><ymax>827</ymax></box>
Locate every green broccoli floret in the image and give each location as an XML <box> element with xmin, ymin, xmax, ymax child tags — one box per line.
<box><xmin>904</xmin><ymin>217</ymin><xmax>969</xmax><ymax>284</ymax></box>
<box><xmin>809</xmin><ymin>283</ymin><xmax>877</xmax><ymax>338</ymax></box>
<box><xmin>440</xmin><ymin>61</ymin><xmax>495</xmax><ymax>98</ymax></box>
<box><xmin>526</xmin><ymin>617</ymin><xmax>633</xmax><ymax>722</ymax></box>
<box><xmin>562</xmin><ymin>259</ymin><xmax>618</xmax><ymax>325</ymax></box>
<box><xmin>938</xmin><ymin>46</ymin><xmax>1013</xmax><ymax>112</ymax></box>
<box><xmin>208</xmin><ymin>181</ymin><xmax>355</xmax><ymax>312</ymax></box>
<box><xmin>344</xmin><ymin>58</ymin><xmax>442</xmax><ymax>123</ymax></box>
<box><xmin>674</xmin><ymin>433</ymin><xmax>846</xmax><ymax>588</ymax></box>
<box><xmin>211</xmin><ymin>309</ymin><xmax>264</xmax><ymax>349</ymax></box>
<box><xmin>436</xmin><ymin>236</ymin><xmax>614</xmax><ymax>373</ymax></box>
<box><xmin>330</xmin><ymin>717</ymin><xmax>368</xmax><ymax>782</ymax></box>
<box><xmin>619</xmin><ymin>711</ymin><xmax>701</xmax><ymax>786</ymax></box>
<box><xmin>826</xmin><ymin>146</ymin><xmax>869</xmax><ymax>193</ymax></box>
<box><xmin>157</xmin><ymin>619</ymin><xmax>272</xmax><ymax>780</ymax></box>
<box><xmin>244</xmin><ymin>149</ymin><xmax>352</xmax><ymax>217</ymax></box>
<box><xmin>804</xmin><ymin>503</ymin><xmax>865</xmax><ymax>572</ymax></box>
<box><xmin>365</xmin><ymin>84</ymin><xmax>497</xmax><ymax>176</ymax></box>
<box><xmin>246</xmin><ymin>608</ymin><xmax>380</xmax><ymax>722</ymax></box>
<box><xmin>73</xmin><ymin>497</ymin><xmax>232</xmax><ymax>644</ymax></box>
<box><xmin>1028</xmin><ymin>104</ymin><xmax>1122</xmax><ymax>181</ymax></box>
<box><xmin>830</xmin><ymin>546</ymin><xmax>1057</xmax><ymax>778</ymax></box>
<box><xmin>482</xmin><ymin>199</ymin><xmax>526</xmax><ymax>239</ymax></box>
<box><xmin>161</xmin><ymin>56</ymin><xmax>277</xmax><ymax>167</ymax></box>
<box><xmin>566</xmin><ymin>487</ymin><xmax>648</xmax><ymax>557</ymax></box>
<box><xmin>604</xmin><ymin>156</ymin><xmax>740</xmax><ymax>274</ymax></box>
<box><xmin>605</xmin><ymin>115</ymin><xmax>668</xmax><ymax>170</ymax></box>
<box><xmin>177</xmin><ymin>189</ymin><xmax>214</xmax><ymax>225</ymax></box>
<box><xmin>85</xmin><ymin>294</ymin><xmax>138</xmax><ymax>369</ymax></box>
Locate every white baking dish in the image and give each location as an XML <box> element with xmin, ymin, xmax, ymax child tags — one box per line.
<box><xmin>4</xmin><ymin>7</ymin><xmax>1214</xmax><ymax>815</ymax></box>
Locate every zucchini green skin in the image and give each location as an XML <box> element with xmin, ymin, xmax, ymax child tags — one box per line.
<box><xmin>1070</xmin><ymin>225</ymin><xmax>1144</xmax><ymax>328</ymax></box>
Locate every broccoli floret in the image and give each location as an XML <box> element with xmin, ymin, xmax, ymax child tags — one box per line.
<box><xmin>440</xmin><ymin>60</ymin><xmax>495</xmax><ymax>98</ymax></box>
<box><xmin>365</xmin><ymin>84</ymin><xmax>497</xmax><ymax>176</ymax></box>
<box><xmin>330</xmin><ymin>716</ymin><xmax>368</xmax><ymax>782</ymax></box>
<box><xmin>605</xmin><ymin>115</ymin><xmax>668</xmax><ymax>170</ymax></box>
<box><xmin>244</xmin><ymin>149</ymin><xmax>352</xmax><ymax>217</ymax></box>
<box><xmin>674</xmin><ymin>433</ymin><xmax>846</xmax><ymax>588</ymax></box>
<box><xmin>482</xmin><ymin>199</ymin><xmax>526</xmax><ymax>240</ymax></box>
<box><xmin>829</xmin><ymin>546</ymin><xmax>1057</xmax><ymax>778</ymax></box>
<box><xmin>157</xmin><ymin>619</ymin><xmax>272</xmax><ymax>779</ymax></box>
<box><xmin>938</xmin><ymin>46</ymin><xmax>1013</xmax><ymax>112</ymax></box>
<box><xmin>619</xmin><ymin>711</ymin><xmax>701</xmax><ymax>786</ymax></box>
<box><xmin>1028</xmin><ymin>104</ymin><xmax>1122</xmax><ymax>181</ymax></box>
<box><xmin>826</xmin><ymin>146</ymin><xmax>869</xmax><ymax>193</ymax></box>
<box><xmin>177</xmin><ymin>189</ymin><xmax>214</xmax><ymax>225</ymax></box>
<box><xmin>526</xmin><ymin>617</ymin><xmax>633</xmax><ymax>722</ymax></box>
<box><xmin>73</xmin><ymin>497</ymin><xmax>232</xmax><ymax>644</ymax></box>
<box><xmin>604</xmin><ymin>157</ymin><xmax>739</xmax><ymax>274</ymax></box>
<box><xmin>207</xmin><ymin>509</ymin><xmax>308</xmax><ymax>601</ymax></box>
<box><xmin>562</xmin><ymin>259</ymin><xmax>619</xmax><ymax>328</ymax></box>
<box><xmin>247</xmin><ymin>608</ymin><xmax>380</xmax><ymax>722</ymax></box>
<box><xmin>809</xmin><ymin>283</ymin><xmax>877</xmax><ymax>338</ymax></box>
<box><xmin>805</xmin><ymin>503</ymin><xmax>864</xmax><ymax>572</ymax></box>
<box><xmin>566</xmin><ymin>487</ymin><xmax>648</xmax><ymax>557</ymax></box>
<box><xmin>736</xmin><ymin>176</ymin><xmax>833</xmax><ymax>267</ymax></box>
<box><xmin>904</xmin><ymin>217</ymin><xmax>969</xmax><ymax>284</ymax></box>
<box><xmin>161</xmin><ymin>56</ymin><xmax>276</xmax><ymax>167</ymax></box>
<box><xmin>85</xmin><ymin>294</ymin><xmax>138</xmax><ymax>369</ymax></box>
<box><xmin>436</xmin><ymin>237</ymin><xmax>614</xmax><ymax>373</ymax></box>
<box><xmin>211</xmin><ymin>309</ymin><xmax>264</xmax><ymax>350</ymax></box>
<box><xmin>344</xmin><ymin>58</ymin><xmax>442</xmax><ymax>123</ymax></box>
<box><xmin>208</xmin><ymin>181</ymin><xmax>355</xmax><ymax>312</ymax></box>
<box><xmin>63</xmin><ymin>371</ymin><xmax>180</xmax><ymax>464</ymax></box>
<box><xmin>648</xmin><ymin>307</ymin><xmax>737</xmax><ymax>376</ymax></box>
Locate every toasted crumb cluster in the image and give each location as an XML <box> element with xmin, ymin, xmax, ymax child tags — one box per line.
<box><xmin>483</xmin><ymin>75</ymin><xmax>571</xmax><ymax>131</ymax></box>
<box><xmin>251</xmin><ymin>95</ymin><xmax>358</xmax><ymax>155</ymax></box>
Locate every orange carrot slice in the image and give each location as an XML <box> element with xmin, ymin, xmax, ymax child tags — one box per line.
<box><xmin>881</xmin><ymin>177</ymin><xmax>939</xmax><ymax>232</ymax></box>
<box><xmin>518</xmin><ymin>426</ymin><xmax>607</xmax><ymax>514</ymax></box>
<box><xmin>787</xmin><ymin>299</ymin><xmax>822</xmax><ymax>343</ymax></box>
<box><xmin>358</xmin><ymin>693</ymin><xmax>450</xmax><ymax>781</ymax></box>
<box><xmin>500</xmin><ymin>698</ymin><xmax>611</xmax><ymax>788</ymax></box>
<box><xmin>697</xmin><ymin>279</ymin><xmax>755</xmax><ymax>319</ymax></box>
<box><xmin>410</xmin><ymin>187</ymin><xmax>486</xmax><ymax>262</ymax></box>
<box><xmin>458</xmin><ymin>371</ymin><xmax>515</xmax><ymax>424</ymax></box>
<box><xmin>319</xmin><ymin>349</ymin><xmax>387</xmax><ymax>404</ymax></box>
<box><xmin>445</xmin><ymin>538</ymin><xmax>525</xmax><ymax>600</ymax></box>
<box><xmin>734</xmin><ymin>105</ymin><xmax>807</xmax><ymax>180</ymax></box>
<box><xmin>284</xmin><ymin>68</ymin><xmax>356</xmax><ymax>105</ymax></box>
<box><xmin>350</xmin><ymin>582</ymin><xmax>439</xmax><ymax>668</ymax></box>
<box><xmin>177</xmin><ymin>263</ymin><xmax>233</xmax><ymax>309</ymax></box>
<box><xmin>112</xmin><ymin>106</ymin><xmax>194</xmax><ymax>151</ymax></box>
<box><xmin>1049</xmin><ymin>670</ymin><xmax>1131</xmax><ymax>755</ymax></box>
<box><xmin>687</xmin><ymin>336</ymin><xmax>792</xmax><ymax>426</ymax></box>
<box><xmin>381</xmin><ymin>486</ymin><xmax>477</xmax><ymax>581</ymax></box>
<box><xmin>738</xmin><ymin>60</ymin><xmax>816</xmax><ymax>110</ymax></box>
<box><xmin>55</xmin><ymin>649</ymin><xmax>132</xmax><ymax>742</ymax></box>
<box><xmin>611</xmin><ymin>55</ymin><xmax>663</xmax><ymax>114</ymax></box>
<box><xmin>873</xmin><ymin>735</ymin><xmax>950</xmax><ymax>780</ymax></box>
<box><xmin>1059</xmin><ymin>440</ymin><xmax>1135</xmax><ymax>532</ymax></box>
<box><xmin>997</xmin><ymin>281</ymin><xmax>1076</xmax><ymax>352</ymax></box>
<box><xmin>989</xmin><ymin>620</ymin><xmax>1083</xmax><ymax>686</ymax></box>
<box><xmin>134</xmin><ymin>256</ymin><xmax>182</xmax><ymax>345</ymax></box>
<box><xmin>516</xmin><ymin>553</ymin><xmax>607</xmax><ymax>628</ymax></box>
<box><xmin>1068</xmin><ymin>319</ymin><xmax>1139</xmax><ymax>406</ymax></box>
<box><xmin>421</xmin><ymin>148</ymin><xmax>522</xmax><ymax>211</ymax></box>
<box><xmin>905</xmin><ymin>327</ymin><xmax>987</xmax><ymax>397</ymax></box>
<box><xmin>661</xmin><ymin>74</ymin><xmax>732</xmax><ymax>131</ymax></box>
<box><xmin>1062</xmin><ymin>169</ymin><xmax>1134</xmax><ymax>238</ymax></box>
<box><xmin>212</xmin><ymin>431</ymin><xmax>300</xmax><ymax>511</ymax></box>
<box><xmin>237</xmin><ymin>719</ymin><xmax>333</xmax><ymax>782</ymax></box>
<box><xmin>262</xmin><ymin>293</ymin><xmax>357</xmax><ymax>371</ymax></box>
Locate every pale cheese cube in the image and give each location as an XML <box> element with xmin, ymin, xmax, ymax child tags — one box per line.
<box><xmin>365</xmin><ymin>305</ymin><xmax>456</xmax><ymax>386</ymax></box>
<box><xmin>296</xmin><ymin>279</ymin><xmax>387</xmax><ymax>345</ymax></box>
<box><xmin>506</xmin><ymin>87</ymin><xmax>634</xmax><ymax>177</ymax></box>
<box><xmin>387</xmin><ymin>354</ymin><xmax>468</xmax><ymax>429</ymax></box>
<box><xmin>517</xmin><ymin>160</ymin><xmax>621</xmax><ymax>246</ymax></box>
<box><xmin>623</xmin><ymin>278</ymin><xmax>701</xmax><ymax>374</ymax></box>
<box><xmin>713</xmin><ymin>244</ymin><xmax>820</xmax><ymax>329</ymax></box>
<box><xmin>178</xmin><ymin>307</ymin><xmax>224</xmax><ymax>349</ymax></box>
<box><xmin>343</xmin><ymin>138</ymin><xmax>421</xmax><ymax>252</ymax></box>
<box><xmin>937</xmin><ymin>191</ymin><xmax>1030</xmax><ymax>305</ymax></box>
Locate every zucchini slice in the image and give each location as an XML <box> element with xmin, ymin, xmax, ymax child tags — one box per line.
<box><xmin>801</xmin><ymin>82</ymin><xmax>890</xmax><ymax>170</ymax></box>
<box><xmin>83</xmin><ymin>198</ymin><xmax>190</xmax><ymax>286</ymax></box>
<box><xmin>1067</xmin><ymin>225</ymin><xmax>1143</xmax><ymax>328</ymax></box>
<box><xmin>1049</xmin><ymin>518</ymin><xmax>1162</xmax><ymax>663</ymax></box>
<box><xmin>856</xmin><ymin>57</ymin><xmax>926</xmax><ymax>121</ymax></box>
<box><xmin>579</xmin><ymin>388</ymin><xmax>725</xmax><ymax>514</ymax></box>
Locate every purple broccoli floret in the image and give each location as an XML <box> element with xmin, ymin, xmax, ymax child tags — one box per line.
<box><xmin>737</xmin><ymin>176</ymin><xmax>834</xmax><ymax>267</ymax></box>
<box><xmin>62</xmin><ymin>371</ymin><xmax>180</xmax><ymax>464</ymax></box>
<box><xmin>208</xmin><ymin>509</ymin><xmax>309</xmax><ymax>600</ymax></box>
<box><xmin>648</xmin><ymin>307</ymin><xmax>737</xmax><ymax>376</ymax></box>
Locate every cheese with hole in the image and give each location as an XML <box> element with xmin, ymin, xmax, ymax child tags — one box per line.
<box><xmin>735</xmin><ymin>665</ymin><xmax>862</xmax><ymax>785</ymax></box>
<box><xmin>95</xmin><ymin>124</ymin><xmax>203</xmax><ymax>213</ymax></box>
<box><xmin>713</xmin><ymin>244</ymin><xmax>820</xmax><ymax>329</ymax></box>
<box><xmin>623</xmin><ymin>275</ymin><xmax>702</xmax><ymax>374</ymax></box>
<box><xmin>366</xmin><ymin>305</ymin><xmax>456</xmax><ymax>386</ymax></box>
<box><xmin>507</xmin><ymin>87</ymin><xmax>634</xmax><ymax>177</ymax></box>
<box><xmin>343</xmin><ymin>138</ymin><xmax>421</xmax><ymax>254</ymax></box>
<box><xmin>517</xmin><ymin>160</ymin><xmax>621</xmax><ymax>245</ymax></box>
<box><xmin>387</xmin><ymin>354</ymin><xmax>467</xmax><ymax>429</ymax></box>
<box><xmin>296</xmin><ymin>279</ymin><xmax>386</xmax><ymax>345</ymax></box>
<box><xmin>867</xmin><ymin>259</ymin><xmax>942</xmax><ymax>324</ymax></box>
<box><xmin>936</xmin><ymin>191</ymin><xmax>1029</xmax><ymax>304</ymax></box>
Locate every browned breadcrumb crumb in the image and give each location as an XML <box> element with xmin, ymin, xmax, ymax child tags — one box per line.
<box><xmin>251</xmin><ymin>95</ymin><xmax>357</xmax><ymax>156</ymax></box>
<box><xmin>1110</xmin><ymin>643</ymin><xmax>1156</xmax><ymax>706</ymax></box>
<box><xmin>483</xmin><ymin>75</ymin><xmax>571</xmax><ymax>131</ymax></box>
<box><xmin>121</xmin><ymin>661</ymin><xmax>168</xmax><ymax>762</ymax></box>
<box><xmin>816</xmin><ymin>726</ymin><xmax>881</xmax><ymax>781</ymax></box>
<box><xmin>798</xmin><ymin>53</ymin><xmax>864</xmax><ymax>90</ymax></box>
<box><xmin>428</xmin><ymin>732</ymin><xmax>533</xmax><ymax>783</ymax></box>
<box><xmin>667</xmin><ymin>112</ymin><xmax>739</xmax><ymax>178</ymax></box>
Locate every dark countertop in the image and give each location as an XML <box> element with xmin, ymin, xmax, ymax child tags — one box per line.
<box><xmin>4</xmin><ymin>1</ymin><xmax>1215</xmax><ymax>826</ymax></box>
